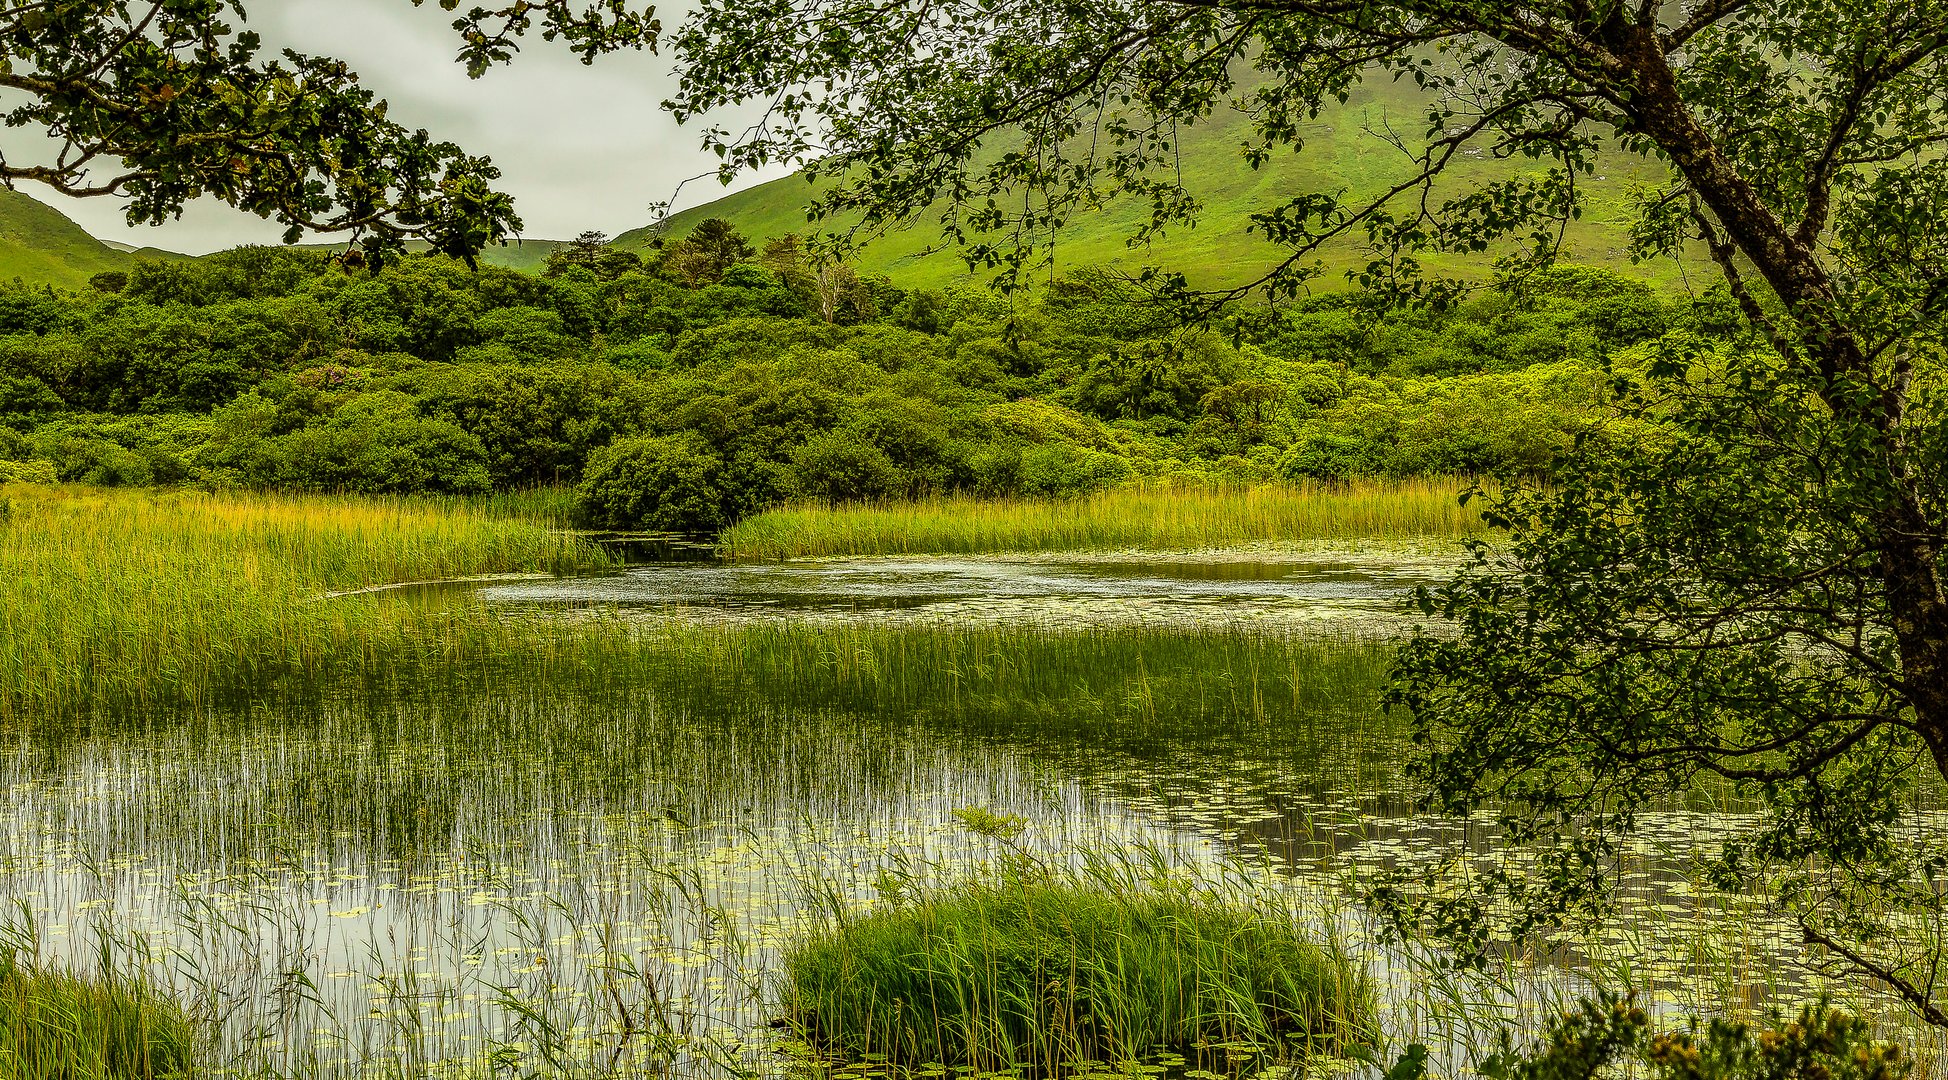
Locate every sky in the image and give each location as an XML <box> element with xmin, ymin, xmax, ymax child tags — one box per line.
<box><xmin>7</xmin><ymin>0</ymin><xmax>788</xmax><ymax>254</ymax></box>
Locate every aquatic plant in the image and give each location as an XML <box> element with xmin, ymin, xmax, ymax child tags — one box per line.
<box><xmin>717</xmin><ymin>479</ymin><xmax>1487</xmax><ymax>560</ymax></box>
<box><xmin>0</xmin><ymin>956</ymin><xmax>197</xmax><ymax>1080</ymax></box>
<box><xmin>781</xmin><ymin>861</ymin><xmax>1374</xmax><ymax>1072</ymax></box>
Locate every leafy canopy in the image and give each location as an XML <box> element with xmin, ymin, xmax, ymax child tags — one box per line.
<box><xmin>0</xmin><ymin>1</ymin><xmax>652</xmax><ymax>260</ymax></box>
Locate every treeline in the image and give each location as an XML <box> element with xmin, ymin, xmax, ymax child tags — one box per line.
<box><xmin>0</xmin><ymin>225</ymin><xmax>1739</xmax><ymax>530</ymax></box>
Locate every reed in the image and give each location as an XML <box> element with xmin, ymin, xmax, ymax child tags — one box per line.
<box><xmin>782</xmin><ymin>856</ymin><xmax>1374</xmax><ymax>1073</ymax></box>
<box><xmin>0</xmin><ymin>483</ymin><xmax>612</xmax><ymax>724</ymax></box>
<box><xmin>717</xmin><ymin>478</ymin><xmax>1488</xmax><ymax>560</ymax></box>
<box><xmin>0</xmin><ymin>959</ymin><xmax>196</xmax><ymax>1080</ymax></box>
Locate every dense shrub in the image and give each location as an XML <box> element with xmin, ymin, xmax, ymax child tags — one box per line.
<box><xmin>790</xmin><ymin>432</ymin><xmax>903</xmax><ymax>504</ymax></box>
<box><xmin>0</xmin><ymin>459</ymin><xmax>57</xmax><ymax>484</ymax></box>
<box><xmin>0</xmin><ymin>248</ymin><xmax>1708</xmax><ymax>523</ymax></box>
<box><xmin>1427</xmin><ymin>995</ymin><xmax>1909</xmax><ymax>1080</ymax></box>
<box><xmin>577</xmin><ymin>432</ymin><xmax>728</xmax><ymax>532</ymax></box>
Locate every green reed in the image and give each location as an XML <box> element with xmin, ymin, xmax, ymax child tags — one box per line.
<box><xmin>307</xmin><ymin>619</ymin><xmax>1402</xmax><ymax>760</ymax></box>
<box><xmin>717</xmin><ymin>478</ymin><xmax>1489</xmax><ymax>560</ymax></box>
<box><xmin>0</xmin><ymin>483</ymin><xmax>613</xmax><ymax>725</ymax></box>
<box><xmin>0</xmin><ymin>953</ymin><xmax>196</xmax><ymax>1080</ymax></box>
<box><xmin>783</xmin><ymin>856</ymin><xmax>1375</xmax><ymax>1074</ymax></box>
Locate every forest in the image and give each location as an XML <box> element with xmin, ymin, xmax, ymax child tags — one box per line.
<box><xmin>0</xmin><ymin>228</ymin><xmax>1722</xmax><ymax>532</ymax></box>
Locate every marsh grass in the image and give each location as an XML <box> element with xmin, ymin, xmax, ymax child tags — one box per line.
<box><xmin>717</xmin><ymin>479</ymin><xmax>1488</xmax><ymax>560</ymax></box>
<box><xmin>0</xmin><ymin>957</ymin><xmax>196</xmax><ymax>1080</ymax></box>
<box><xmin>0</xmin><ymin>483</ymin><xmax>612</xmax><ymax>723</ymax></box>
<box><xmin>441</xmin><ymin>484</ymin><xmax>584</xmax><ymax>526</ymax></box>
<box><xmin>782</xmin><ymin>855</ymin><xmax>1375</xmax><ymax>1074</ymax></box>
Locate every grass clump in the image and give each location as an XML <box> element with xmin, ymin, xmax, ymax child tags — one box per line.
<box><xmin>718</xmin><ymin>479</ymin><xmax>1485</xmax><ymax>560</ymax></box>
<box><xmin>0</xmin><ymin>960</ymin><xmax>195</xmax><ymax>1079</ymax></box>
<box><xmin>782</xmin><ymin>868</ymin><xmax>1373</xmax><ymax>1074</ymax></box>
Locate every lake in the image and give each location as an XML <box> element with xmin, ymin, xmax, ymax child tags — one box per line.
<box><xmin>0</xmin><ymin>545</ymin><xmax>1873</xmax><ymax>1076</ymax></box>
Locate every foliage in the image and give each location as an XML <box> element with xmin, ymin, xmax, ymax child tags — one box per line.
<box><xmin>0</xmin><ymin>1</ymin><xmax>562</xmax><ymax>261</ymax></box>
<box><xmin>577</xmin><ymin>432</ymin><xmax>729</xmax><ymax>532</ymax></box>
<box><xmin>1380</xmin><ymin>327</ymin><xmax>1948</xmax><ymax>1019</ymax></box>
<box><xmin>1392</xmin><ymin>996</ymin><xmax>1909</xmax><ymax>1080</ymax></box>
<box><xmin>782</xmin><ymin>866</ymin><xmax>1371</xmax><ymax>1071</ymax></box>
<box><xmin>0</xmin><ymin>254</ymin><xmax>1693</xmax><ymax>531</ymax></box>
<box><xmin>659</xmin><ymin>218</ymin><xmax>757</xmax><ymax>288</ymax></box>
<box><xmin>542</xmin><ymin>230</ymin><xmax>643</xmax><ymax>281</ymax></box>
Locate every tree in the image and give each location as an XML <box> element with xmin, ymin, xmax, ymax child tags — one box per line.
<box><xmin>543</xmin><ymin>230</ymin><xmax>643</xmax><ymax>279</ymax></box>
<box><xmin>0</xmin><ymin>1</ymin><xmax>651</xmax><ymax>261</ymax></box>
<box><xmin>658</xmin><ymin>218</ymin><xmax>755</xmax><ymax>287</ymax></box>
<box><xmin>761</xmin><ymin>234</ymin><xmax>876</xmax><ymax>322</ymax></box>
<box><xmin>517</xmin><ymin>0</ymin><xmax>1948</xmax><ymax>1028</ymax></box>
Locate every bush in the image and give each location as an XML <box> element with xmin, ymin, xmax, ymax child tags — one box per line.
<box><xmin>790</xmin><ymin>432</ymin><xmax>903</xmax><ymax>504</ymax></box>
<box><xmin>40</xmin><ymin>435</ymin><xmax>155</xmax><ymax>486</ymax></box>
<box><xmin>1429</xmin><ymin>995</ymin><xmax>1909</xmax><ymax>1080</ymax></box>
<box><xmin>258</xmin><ymin>392</ymin><xmax>494</xmax><ymax>494</ymax></box>
<box><xmin>0</xmin><ymin>960</ymin><xmax>196</xmax><ymax>1080</ymax></box>
<box><xmin>576</xmin><ymin>433</ymin><xmax>728</xmax><ymax>532</ymax></box>
<box><xmin>1017</xmin><ymin>444</ymin><xmax>1132</xmax><ymax>497</ymax></box>
<box><xmin>1281</xmin><ymin>433</ymin><xmax>1380</xmax><ymax>481</ymax></box>
<box><xmin>783</xmin><ymin>876</ymin><xmax>1371</xmax><ymax>1072</ymax></box>
<box><xmin>0</xmin><ymin>459</ymin><xmax>57</xmax><ymax>484</ymax></box>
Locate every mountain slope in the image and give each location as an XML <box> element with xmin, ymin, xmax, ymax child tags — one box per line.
<box><xmin>0</xmin><ymin>186</ymin><xmax>560</xmax><ymax>290</ymax></box>
<box><xmin>621</xmin><ymin>77</ymin><xmax>1692</xmax><ymax>290</ymax></box>
<box><xmin>0</xmin><ymin>188</ymin><xmax>152</xmax><ymax>289</ymax></box>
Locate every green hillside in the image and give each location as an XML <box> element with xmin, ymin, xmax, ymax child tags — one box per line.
<box><xmin>0</xmin><ymin>188</ymin><xmax>150</xmax><ymax>289</ymax></box>
<box><xmin>0</xmin><ymin>185</ymin><xmax>561</xmax><ymax>290</ymax></box>
<box><xmin>622</xmin><ymin>78</ymin><xmax>1691</xmax><ymax>291</ymax></box>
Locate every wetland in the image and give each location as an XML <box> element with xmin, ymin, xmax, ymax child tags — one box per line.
<box><xmin>0</xmin><ymin>494</ymin><xmax>1906</xmax><ymax>1076</ymax></box>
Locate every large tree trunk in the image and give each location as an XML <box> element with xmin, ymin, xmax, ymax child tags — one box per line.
<box><xmin>1607</xmin><ymin>23</ymin><xmax>1948</xmax><ymax>779</ymax></box>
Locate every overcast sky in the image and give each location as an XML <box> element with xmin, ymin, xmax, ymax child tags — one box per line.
<box><xmin>9</xmin><ymin>0</ymin><xmax>788</xmax><ymax>254</ymax></box>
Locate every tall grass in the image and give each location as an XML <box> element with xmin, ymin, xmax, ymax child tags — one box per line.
<box><xmin>718</xmin><ymin>479</ymin><xmax>1488</xmax><ymax>560</ymax></box>
<box><xmin>0</xmin><ymin>484</ymin><xmax>612</xmax><ymax>723</ymax></box>
<box><xmin>783</xmin><ymin>855</ymin><xmax>1374</xmax><ymax>1073</ymax></box>
<box><xmin>0</xmin><ymin>959</ymin><xmax>196</xmax><ymax>1080</ymax></box>
<box><xmin>439</xmin><ymin>484</ymin><xmax>584</xmax><ymax>527</ymax></box>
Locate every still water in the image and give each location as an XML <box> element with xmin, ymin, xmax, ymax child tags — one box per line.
<box><xmin>474</xmin><ymin>545</ymin><xmax>1458</xmax><ymax>631</ymax></box>
<box><xmin>0</xmin><ymin>546</ymin><xmax>1869</xmax><ymax>1075</ymax></box>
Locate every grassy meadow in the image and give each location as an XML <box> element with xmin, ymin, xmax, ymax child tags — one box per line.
<box><xmin>631</xmin><ymin>75</ymin><xmax>1693</xmax><ymax>292</ymax></box>
<box><xmin>718</xmin><ymin>479</ymin><xmax>1486</xmax><ymax>560</ymax></box>
<box><xmin>0</xmin><ymin>483</ymin><xmax>611</xmax><ymax>722</ymax></box>
<box><xmin>0</xmin><ymin>478</ymin><xmax>1434</xmax><ymax>722</ymax></box>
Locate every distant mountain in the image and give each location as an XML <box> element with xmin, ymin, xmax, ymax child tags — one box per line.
<box><xmin>618</xmin><ymin>77</ymin><xmax>1693</xmax><ymax>291</ymax></box>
